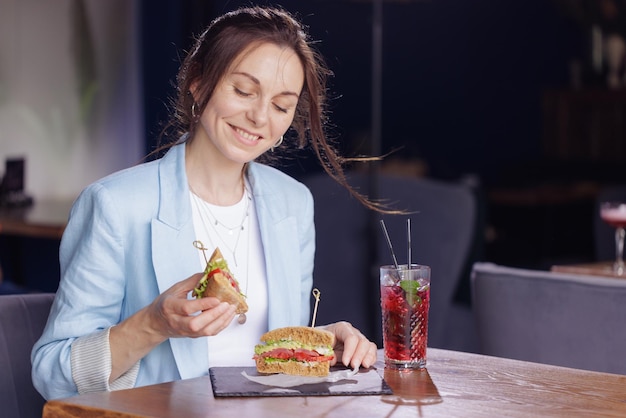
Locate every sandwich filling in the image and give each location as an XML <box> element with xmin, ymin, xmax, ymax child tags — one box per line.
<box><xmin>254</xmin><ymin>338</ymin><xmax>334</xmax><ymax>364</ymax></box>
<box><xmin>193</xmin><ymin>256</ymin><xmax>242</xmax><ymax>298</ymax></box>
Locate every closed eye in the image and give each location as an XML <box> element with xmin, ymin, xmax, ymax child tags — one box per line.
<box><xmin>274</xmin><ymin>103</ymin><xmax>288</xmax><ymax>113</ymax></box>
<box><xmin>234</xmin><ymin>87</ymin><xmax>251</xmax><ymax>97</ymax></box>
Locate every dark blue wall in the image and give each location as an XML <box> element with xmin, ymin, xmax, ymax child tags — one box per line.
<box><xmin>141</xmin><ymin>0</ymin><xmax>585</xmax><ymax>183</ymax></box>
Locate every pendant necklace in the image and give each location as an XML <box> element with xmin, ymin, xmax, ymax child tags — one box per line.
<box><xmin>192</xmin><ymin>188</ymin><xmax>250</xmax><ymax>267</ymax></box>
<box><xmin>237</xmin><ymin>224</ymin><xmax>251</xmax><ymax>324</ymax></box>
<box><xmin>204</xmin><ymin>195</ymin><xmax>249</xmax><ymax>236</ymax></box>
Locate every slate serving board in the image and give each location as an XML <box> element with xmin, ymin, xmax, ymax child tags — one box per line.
<box><xmin>209</xmin><ymin>366</ymin><xmax>392</xmax><ymax>397</ymax></box>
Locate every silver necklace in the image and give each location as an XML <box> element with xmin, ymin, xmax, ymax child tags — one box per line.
<box><xmin>191</xmin><ymin>187</ymin><xmax>252</xmax><ymax>325</ymax></box>
<box><xmin>204</xmin><ymin>192</ymin><xmax>250</xmax><ymax>236</ymax></box>
<box><xmin>191</xmin><ymin>189</ymin><xmax>250</xmax><ymax>266</ymax></box>
<box><xmin>238</xmin><ymin>223</ymin><xmax>251</xmax><ymax>324</ymax></box>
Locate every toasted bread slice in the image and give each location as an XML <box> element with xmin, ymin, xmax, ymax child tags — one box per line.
<box><xmin>259</xmin><ymin>326</ymin><xmax>334</xmax><ymax>347</ymax></box>
<box><xmin>201</xmin><ymin>270</ymin><xmax>248</xmax><ymax>314</ymax></box>
<box><xmin>255</xmin><ymin>356</ymin><xmax>330</xmax><ymax>377</ymax></box>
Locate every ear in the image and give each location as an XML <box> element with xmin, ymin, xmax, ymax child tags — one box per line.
<box><xmin>189</xmin><ymin>81</ymin><xmax>199</xmax><ymax>102</ymax></box>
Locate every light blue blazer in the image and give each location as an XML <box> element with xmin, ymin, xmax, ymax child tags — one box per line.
<box><xmin>32</xmin><ymin>143</ymin><xmax>314</xmax><ymax>399</ymax></box>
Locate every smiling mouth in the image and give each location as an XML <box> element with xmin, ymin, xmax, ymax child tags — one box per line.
<box><xmin>234</xmin><ymin>127</ymin><xmax>261</xmax><ymax>142</ymax></box>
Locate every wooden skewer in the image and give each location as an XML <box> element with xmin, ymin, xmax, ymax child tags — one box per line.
<box><xmin>193</xmin><ymin>240</ymin><xmax>209</xmax><ymax>264</ymax></box>
<box><xmin>311</xmin><ymin>288</ymin><xmax>321</xmax><ymax>328</ymax></box>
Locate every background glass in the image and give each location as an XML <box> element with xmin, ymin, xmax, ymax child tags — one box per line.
<box><xmin>600</xmin><ymin>202</ymin><xmax>626</xmax><ymax>275</ymax></box>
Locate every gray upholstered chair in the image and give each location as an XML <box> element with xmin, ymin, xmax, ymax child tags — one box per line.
<box><xmin>471</xmin><ymin>262</ymin><xmax>626</xmax><ymax>375</ymax></box>
<box><xmin>302</xmin><ymin>171</ymin><xmax>478</xmax><ymax>352</ymax></box>
<box><xmin>0</xmin><ymin>293</ymin><xmax>55</xmax><ymax>418</ymax></box>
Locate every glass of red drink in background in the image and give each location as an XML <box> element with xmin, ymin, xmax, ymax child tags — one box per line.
<box><xmin>380</xmin><ymin>264</ymin><xmax>431</xmax><ymax>370</ymax></box>
<box><xmin>600</xmin><ymin>202</ymin><xmax>626</xmax><ymax>275</ymax></box>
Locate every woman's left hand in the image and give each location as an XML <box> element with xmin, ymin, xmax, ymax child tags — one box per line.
<box><xmin>321</xmin><ymin>321</ymin><xmax>377</xmax><ymax>369</ymax></box>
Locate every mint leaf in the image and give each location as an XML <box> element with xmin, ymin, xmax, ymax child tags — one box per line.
<box><xmin>400</xmin><ymin>280</ymin><xmax>422</xmax><ymax>306</ymax></box>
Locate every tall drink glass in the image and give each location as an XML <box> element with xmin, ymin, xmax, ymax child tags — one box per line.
<box><xmin>600</xmin><ymin>202</ymin><xmax>626</xmax><ymax>275</ymax></box>
<box><xmin>380</xmin><ymin>264</ymin><xmax>431</xmax><ymax>370</ymax></box>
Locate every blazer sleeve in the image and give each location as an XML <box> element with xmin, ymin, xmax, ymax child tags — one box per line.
<box><xmin>32</xmin><ymin>182</ymin><xmax>132</xmax><ymax>400</ymax></box>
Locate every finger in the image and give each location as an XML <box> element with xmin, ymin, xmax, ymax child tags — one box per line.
<box><xmin>320</xmin><ymin>322</ymin><xmax>377</xmax><ymax>368</ymax></box>
<box><xmin>189</xmin><ymin>302</ymin><xmax>237</xmax><ymax>335</ymax></box>
<box><xmin>334</xmin><ymin>327</ymin><xmax>377</xmax><ymax>369</ymax></box>
<box><xmin>346</xmin><ymin>338</ymin><xmax>378</xmax><ymax>369</ymax></box>
<box><xmin>359</xmin><ymin>341</ymin><xmax>378</xmax><ymax>369</ymax></box>
<box><xmin>167</xmin><ymin>294</ymin><xmax>219</xmax><ymax>318</ymax></box>
<box><xmin>202</xmin><ymin>303</ymin><xmax>237</xmax><ymax>335</ymax></box>
<box><xmin>188</xmin><ymin>296</ymin><xmax>223</xmax><ymax>313</ymax></box>
<box><xmin>183</xmin><ymin>273</ymin><xmax>206</xmax><ymax>293</ymax></box>
<box><xmin>339</xmin><ymin>334</ymin><xmax>356</xmax><ymax>367</ymax></box>
<box><xmin>168</xmin><ymin>273</ymin><xmax>206</xmax><ymax>297</ymax></box>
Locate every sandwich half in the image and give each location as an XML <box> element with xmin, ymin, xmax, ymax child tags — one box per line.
<box><xmin>193</xmin><ymin>247</ymin><xmax>248</xmax><ymax>314</ymax></box>
<box><xmin>253</xmin><ymin>326</ymin><xmax>335</xmax><ymax>377</ymax></box>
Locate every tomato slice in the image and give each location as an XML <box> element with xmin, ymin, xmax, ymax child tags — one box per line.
<box><xmin>262</xmin><ymin>348</ymin><xmax>293</xmax><ymax>360</ymax></box>
<box><xmin>292</xmin><ymin>349</ymin><xmax>319</xmax><ymax>362</ymax></box>
<box><xmin>208</xmin><ymin>268</ymin><xmax>241</xmax><ymax>293</ymax></box>
<box><xmin>208</xmin><ymin>268</ymin><xmax>222</xmax><ymax>279</ymax></box>
<box><xmin>256</xmin><ymin>347</ymin><xmax>334</xmax><ymax>363</ymax></box>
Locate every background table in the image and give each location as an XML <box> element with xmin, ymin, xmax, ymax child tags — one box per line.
<box><xmin>43</xmin><ymin>348</ymin><xmax>626</xmax><ymax>417</ymax></box>
<box><xmin>0</xmin><ymin>199</ymin><xmax>73</xmax><ymax>239</ymax></box>
<box><xmin>551</xmin><ymin>261</ymin><xmax>624</xmax><ymax>278</ymax></box>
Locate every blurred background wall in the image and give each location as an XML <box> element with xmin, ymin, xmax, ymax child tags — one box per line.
<box><xmin>1</xmin><ymin>0</ymin><xmax>622</xmax><ymax>207</ymax></box>
<box><xmin>0</xmin><ymin>0</ymin><xmax>143</xmax><ymax>200</ymax></box>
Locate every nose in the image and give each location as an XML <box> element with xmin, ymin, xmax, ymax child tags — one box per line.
<box><xmin>247</xmin><ymin>100</ymin><xmax>269</xmax><ymax>126</ymax></box>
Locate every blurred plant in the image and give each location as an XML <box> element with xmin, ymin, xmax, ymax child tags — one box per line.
<box><xmin>71</xmin><ymin>0</ymin><xmax>98</xmax><ymax>129</ymax></box>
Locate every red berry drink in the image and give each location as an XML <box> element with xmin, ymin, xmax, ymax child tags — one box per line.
<box><xmin>380</xmin><ymin>265</ymin><xmax>431</xmax><ymax>369</ymax></box>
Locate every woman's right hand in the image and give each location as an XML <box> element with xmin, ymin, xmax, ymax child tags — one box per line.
<box><xmin>146</xmin><ymin>273</ymin><xmax>238</xmax><ymax>340</ymax></box>
<box><xmin>109</xmin><ymin>273</ymin><xmax>236</xmax><ymax>383</ymax></box>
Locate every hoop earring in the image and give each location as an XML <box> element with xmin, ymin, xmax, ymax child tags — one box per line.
<box><xmin>270</xmin><ymin>135</ymin><xmax>284</xmax><ymax>152</ymax></box>
<box><xmin>191</xmin><ymin>102</ymin><xmax>200</xmax><ymax>121</ymax></box>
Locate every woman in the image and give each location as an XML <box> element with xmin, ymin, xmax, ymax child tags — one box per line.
<box><xmin>32</xmin><ymin>6</ymin><xmax>380</xmax><ymax>400</ymax></box>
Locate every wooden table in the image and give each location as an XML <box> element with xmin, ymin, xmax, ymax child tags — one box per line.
<box><xmin>0</xmin><ymin>198</ymin><xmax>73</xmax><ymax>239</ymax></box>
<box><xmin>551</xmin><ymin>261</ymin><xmax>625</xmax><ymax>278</ymax></box>
<box><xmin>42</xmin><ymin>348</ymin><xmax>626</xmax><ymax>417</ymax></box>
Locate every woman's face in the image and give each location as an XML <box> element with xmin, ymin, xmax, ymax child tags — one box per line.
<box><xmin>193</xmin><ymin>42</ymin><xmax>305</xmax><ymax>165</ymax></box>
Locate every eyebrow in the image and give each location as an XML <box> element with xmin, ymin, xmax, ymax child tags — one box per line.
<box><xmin>233</xmin><ymin>71</ymin><xmax>300</xmax><ymax>98</ymax></box>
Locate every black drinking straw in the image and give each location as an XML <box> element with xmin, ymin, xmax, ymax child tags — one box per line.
<box><xmin>407</xmin><ymin>218</ymin><xmax>412</xmax><ymax>268</ymax></box>
<box><xmin>379</xmin><ymin>219</ymin><xmax>399</xmax><ymax>269</ymax></box>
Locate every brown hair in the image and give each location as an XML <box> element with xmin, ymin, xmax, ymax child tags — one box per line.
<box><xmin>157</xmin><ymin>5</ymin><xmax>390</xmax><ymax>212</ymax></box>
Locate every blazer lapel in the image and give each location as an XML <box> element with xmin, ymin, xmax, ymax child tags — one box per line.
<box><xmin>151</xmin><ymin>144</ymin><xmax>209</xmax><ymax>380</ymax></box>
<box><xmin>248</xmin><ymin>164</ymin><xmax>302</xmax><ymax>329</ymax></box>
